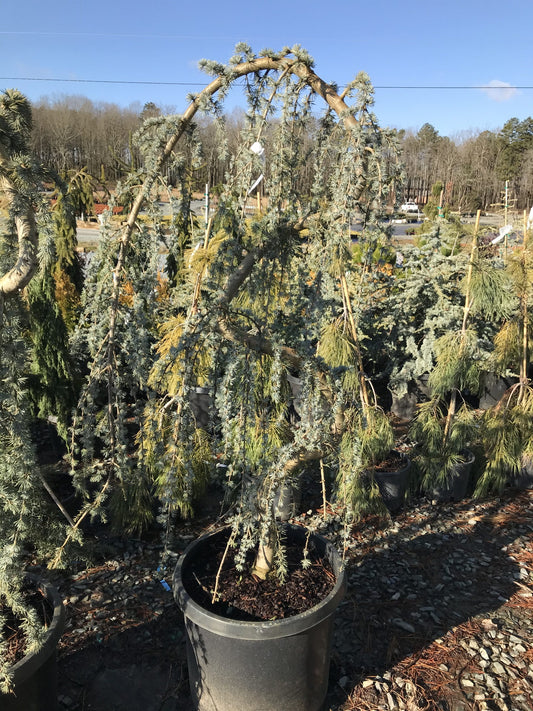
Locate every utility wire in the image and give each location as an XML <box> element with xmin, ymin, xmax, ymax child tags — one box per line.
<box><xmin>0</xmin><ymin>76</ymin><xmax>531</xmax><ymax>90</ymax></box>
<box><xmin>0</xmin><ymin>31</ymin><xmax>242</xmax><ymax>39</ymax></box>
<box><xmin>0</xmin><ymin>77</ymin><xmax>202</xmax><ymax>86</ymax></box>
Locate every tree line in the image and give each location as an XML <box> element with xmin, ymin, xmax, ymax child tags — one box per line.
<box><xmin>29</xmin><ymin>93</ymin><xmax>533</xmax><ymax>212</ymax></box>
<box><xmin>400</xmin><ymin>119</ymin><xmax>533</xmax><ymax>213</ymax></box>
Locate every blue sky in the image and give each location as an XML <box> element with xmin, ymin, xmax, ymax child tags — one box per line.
<box><xmin>2</xmin><ymin>0</ymin><xmax>532</xmax><ymax>138</ymax></box>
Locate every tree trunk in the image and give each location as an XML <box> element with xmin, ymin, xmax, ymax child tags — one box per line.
<box><xmin>0</xmin><ymin>154</ymin><xmax>39</xmax><ymax>300</ymax></box>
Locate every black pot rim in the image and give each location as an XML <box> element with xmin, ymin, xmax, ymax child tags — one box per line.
<box><xmin>8</xmin><ymin>574</ymin><xmax>65</xmax><ymax>685</ymax></box>
<box><xmin>173</xmin><ymin>524</ymin><xmax>346</xmax><ymax>641</ymax></box>
<box><xmin>459</xmin><ymin>448</ymin><xmax>475</xmax><ymax>466</ymax></box>
<box><xmin>373</xmin><ymin>450</ymin><xmax>411</xmax><ymax>477</ymax></box>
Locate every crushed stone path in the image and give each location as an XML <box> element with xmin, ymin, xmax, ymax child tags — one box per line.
<box><xmin>53</xmin><ymin>488</ymin><xmax>533</xmax><ymax>711</ymax></box>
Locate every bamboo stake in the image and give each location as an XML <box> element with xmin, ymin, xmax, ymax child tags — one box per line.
<box><xmin>39</xmin><ymin>473</ymin><xmax>75</xmax><ymax>528</ymax></box>
<box><xmin>212</xmin><ymin>529</ymin><xmax>235</xmax><ymax>604</ymax></box>
<box><xmin>460</xmin><ymin>210</ymin><xmax>481</xmax><ymax>331</ymax></box>
<box><xmin>504</xmin><ymin>180</ymin><xmax>509</xmax><ymax>261</ymax></box>
<box><xmin>191</xmin><ymin>215</ymin><xmax>214</xmax><ymax>311</ymax></box>
<box><xmin>320</xmin><ymin>458</ymin><xmax>327</xmax><ymax>521</ymax></box>
<box><xmin>520</xmin><ymin>209</ymin><xmax>529</xmax><ymax>395</ymax></box>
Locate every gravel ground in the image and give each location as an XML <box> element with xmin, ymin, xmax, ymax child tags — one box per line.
<box><xmin>51</xmin><ymin>487</ymin><xmax>533</xmax><ymax>711</ymax></box>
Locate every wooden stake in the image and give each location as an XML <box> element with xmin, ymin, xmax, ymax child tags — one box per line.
<box><xmin>520</xmin><ymin>210</ymin><xmax>529</xmax><ymax>390</ymax></box>
<box><xmin>212</xmin><ymin>530</ymin><xmax>235</xmax><ymax>604</ymax></box>
<box><xmin>320</xmin><ymin>458</ymin><xmax>327</xmax><ymax>520</ymax></box>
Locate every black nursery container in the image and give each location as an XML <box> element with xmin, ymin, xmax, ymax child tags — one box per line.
<box><xmin>1</xmin><ymin>576</ymin><xmax>65</xmax><ymax>711</ymax></box>
<box><xmin>173</xmin><ymin>525</ymin><xmax>346</xmax><ymax>711</ymax></box>
<box><xmin>373</xmin><ymin>452</ymin><xmax>411</xmax><ymax>513</ymax></box>
<box><xmin>513</xmin><ymin>454</ymin><xmax>533</xmax><ymax>490</ymax></box>
<box><xmin>433</xmin><ymin>448</ymin><xmax>475</xmax><ymax>501</ymax></box>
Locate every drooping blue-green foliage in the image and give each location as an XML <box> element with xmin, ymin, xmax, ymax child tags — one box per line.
<box><xmin>134</xmin><ymin>48</ymin><xmax>402</xmax><ymax>564</ymax></box>
<box><xmin>382</xmin><ymin>223</ymin><xmax>514</xmax><ymax>401</ymax></box>
<box><xmin>394</xmin><ymin>219</ymin><xmax>517</xmax><ymax>490</ymax></box>
<box><xmin>0</xmin><ymin>89</ymin><xmax>68</xmax><ymax>693</ymax></box>
<box><xmin>68</xmin><ymin>217</ymin><xmax>162</xmax><ymax>534</ymax></box>
<box><xmin>64</xmin><ymin>45</ymin><xmax>405</xmax><ymax>568</ymax></box>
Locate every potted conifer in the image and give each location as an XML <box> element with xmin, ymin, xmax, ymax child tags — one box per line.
<box><xmin>409</xmin><ymin>213</ymin><xmax>514</xmax><ymax>500</ymax></box>
<box><xmin>64</xmin><ymin>45</ymin><xmax>402</xmax><ymax>710</ymax></box>
<box><xmin>160</xmin><ymin>49</ymin><xmax>401</xmax><ymax>709</ymax></box>
<box><xmin>475</xmin><ymin>211</ymin><xmax>533</xmax><ymax>494</ymax></box>
<box><xmin>0</xmin><ymin>90</ymin><xmax>67</xmax><ymax>708</ymax></box>
<box><xmin>382</xmin><ymin>219</ymin><xmax>470</xmax><ymax>420</ymax></box>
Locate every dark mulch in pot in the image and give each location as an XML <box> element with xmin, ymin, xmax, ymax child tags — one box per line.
<box><xmin>0</xmin><ymin>583</ymin><xmax>53</xmax><ymax>667</ymax></box>
<box><xmin>182</xmin><ymin>530</ymin><xmax>336</xmax><ymax>621</ymax></box>
<box><xmin>373</xmin><ymin>450</ymin><xmax>406</xmax><ymax>473</ymax></box>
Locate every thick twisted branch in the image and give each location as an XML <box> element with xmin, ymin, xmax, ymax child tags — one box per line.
<box><xmin>105</xmin><ymin>51</ymin><xmax>359</xmax><ymax>421</ymax></box>
<box><xmin>0</xmin><ymin>155</ymin><xmax>38</xmax><ymax>300</ymax></box>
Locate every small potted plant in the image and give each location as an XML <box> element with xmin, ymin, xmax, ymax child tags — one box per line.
<box><xmin>0</xmin><ymin>90</ymin><xmax>67</xmax><ymax>709</ymax></box>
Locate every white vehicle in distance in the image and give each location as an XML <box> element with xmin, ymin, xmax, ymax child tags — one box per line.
<box><xmin>400</xmin><ymin>201</ymin><xmax>420</xmax><ymax>214</ymax></box>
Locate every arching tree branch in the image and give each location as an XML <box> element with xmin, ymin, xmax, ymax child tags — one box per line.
<box><xmin>0</xmin><ymin>157</ymin><xmax>39</xmax><ymax>300</ymax></box>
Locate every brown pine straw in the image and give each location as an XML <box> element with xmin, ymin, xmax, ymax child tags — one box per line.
<box><xmin>345</xmin><ymin>620</ymin><xmax>486</xmax><ymax>710</ymax></box>
<box><xmin>485</xmin><ymin>491</ymin><xmax>533</xmax><ymax>528</ymax></box>
<box><xmin>505</xmin><ymin>583</ymin><xmax>533</xmax><ymax>610</ymax></box>
<box><xmin>4</xmin><ymin>627</ymin><xmax>24</xmax><ymax>666</ymax></box>
<box><xmin>345</xmin><ymin>605</ymin><xmax>533</xmax><ymax>709</ymax></box>
<box><xmin>508</xmin><ymin>549</ymin><xmax>533</xmax><ymax>568</ymax></box>
<box><xmin>346</xmin><ymin>675</ymin><xmax>447</xmax><ymax>711</ymax></box>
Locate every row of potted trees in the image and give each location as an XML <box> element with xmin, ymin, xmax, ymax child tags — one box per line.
<box><xmin>1</xmin><ymin>45</ymin><xmax>531</xmax><ymax>710</ymax></box>
<box><xmin>390</xmin><ymin>213</ymin><xmax>532</xmax><ymax>504</ymax></box>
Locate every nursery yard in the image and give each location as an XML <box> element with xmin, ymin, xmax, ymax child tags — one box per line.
<box><xmin>2</xmin><ymin>55</ymin><xmax>533</xmax><ymax>711</ymax></box>
<box><xmin>51</xmin><ymin>485</ymin><xmax>533</xmax><ymax>711</ymax></box>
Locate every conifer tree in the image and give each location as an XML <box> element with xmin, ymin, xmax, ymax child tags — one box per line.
<box><xmin>409</xmin><ymin>213</ymin><xmax>514</xmax><ymax>490</ymax></box>
<box><xmin>0</xmin><ymin>89</ymin><xmax>64</xmax><ymax>693</ymax></box>
<box><xmin>26</xmin><ymin>240</ymin><xmax>77</xmax><ymax>440</ymax></box>
<box><xmin>383</xmin><ymin>224</ymin><xmax>468</xmax><ymax>402</ymax></box>
<box><xmin>66</xmin><ymin>166</ymin><xmax>94</xmax><ymax>220</ymax></box>
<box><xmin>51</xmin><ymin>185</ymin><xmax>83</xmax><ymax>332</ymax></box>
<box><xmin>475</xmin><ymin>214</ymin><xmax>533</xmax><ymax>493</ymax></box>
<box><xmin>63</xmin><ymin>45</ymin><xmax>402</xmax><ymax>577</ymax></box>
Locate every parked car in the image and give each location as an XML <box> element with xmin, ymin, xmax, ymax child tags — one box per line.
<box><xmin>400</xmin><ymin>201</ymin><xmax>419</xmax><ymax>214</ymax></box>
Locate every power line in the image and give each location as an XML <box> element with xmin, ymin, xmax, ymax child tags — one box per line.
<box><xmin>0</xmin><ymin>77</ymin><xmax>201</xmax><ymax>86</ymax></box>
<box><xmin>375</xmin><ymin>85</ymin><xmax>532</xmax><ymax>90</ymax></box>
<box><xmin>0</xmin><ymin>31</ymin><xmax>242</xmax><ymax>39</ymax></box>
<box><xmin>0</xmin><ymin>76</ymin><xmax>532</xmax><ymax>90</ymax></box>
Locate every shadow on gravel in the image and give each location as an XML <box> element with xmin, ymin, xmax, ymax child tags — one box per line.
<box><xmin>57</xmin><ymin>583</ymin><xmax>193</xmax><ymax>711</ymax></box>
<box><xmin>56</xmin><ymin>492</ymin><xmax>530</xmax><ymax>711</ymax></box>
<box><xmin>327</xmin><ymin>494</ymin><xmax>528</xmax><ymax>708</ymax></box>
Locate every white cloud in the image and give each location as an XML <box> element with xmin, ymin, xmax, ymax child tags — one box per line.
<box><xmin>481</xmin><ymin>79</ymin><xmax>518</xmax><ymax>102</ymax></box>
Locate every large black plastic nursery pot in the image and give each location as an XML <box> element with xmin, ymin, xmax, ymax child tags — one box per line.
<box><xmin>173</xmin><ymin>525</ymin><xmax>346</xmax><ymax>711</ymax></box>
<box><xmin>1</xmin><ymin>575</ymin><xmax>66</xmax><ymax>711</ymax></box>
